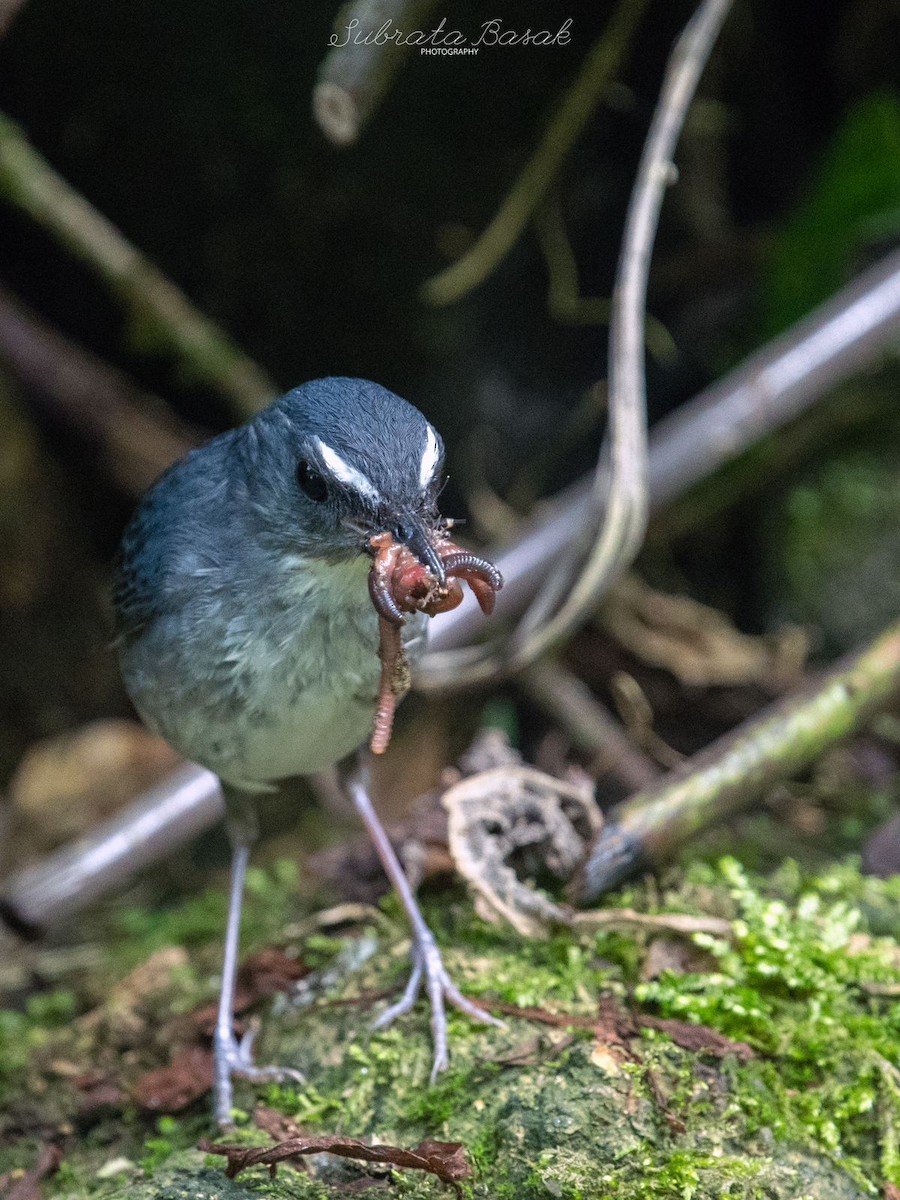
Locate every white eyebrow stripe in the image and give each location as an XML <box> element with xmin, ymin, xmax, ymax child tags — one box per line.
<box><xmin>419</xmin><ymin>424</ymin><xmax>442</xmax><ymax>489</ymax></box>
<box><xmin>312</xmin><ymin>437</ymin><xmax>382</xmax><ymax>504</ymax></box>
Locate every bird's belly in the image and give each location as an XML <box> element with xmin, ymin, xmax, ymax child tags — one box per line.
<box><xmin>225</xmin><ymin>675</ymin><xmax>378</xmax><ymax>785</ymax></box>
<box><xmin>124</xmin><ymin>595</ymin><xmax>428</xmax><ymax>791</ymax></box>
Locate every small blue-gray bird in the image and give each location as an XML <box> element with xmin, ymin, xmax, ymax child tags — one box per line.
<box><xmin>113</xmin><ymin>377</ymin><xmax>502</xmax><ymax>1125</ymax></box>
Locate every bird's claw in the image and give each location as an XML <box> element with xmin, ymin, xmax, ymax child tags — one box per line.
<box><xmin>213</xmin><ymin>1022</ymin><xmax>304</xmax><ymax>1126</ymax></box>
<box><xmin>373</xmin><ymin>929</ymin><xmax>504</xmax><ymax>1084</ymax></box>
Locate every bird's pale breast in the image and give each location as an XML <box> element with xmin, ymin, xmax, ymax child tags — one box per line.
<box><xmin>119</xmin><ymin>552</ymin><xmax>427</xmax><ymax>791</ymax></box>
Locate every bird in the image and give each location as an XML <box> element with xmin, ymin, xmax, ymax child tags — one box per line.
<box><xmin>112</xmin><ymin>377</ymin><xmax>502</xmax><ymax>1126</ymax></box>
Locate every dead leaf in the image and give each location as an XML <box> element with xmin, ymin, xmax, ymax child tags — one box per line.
<box><xmin>602</xmin><ymin>573</ymin><xmax>807</xmax><ymax>691</ymax></box>
<box><xmin>73</xmin><ymin>1070</ymin><xmax>124</xmax><ymax>1115</ymax></box>
<box><xmin>883</xmin><ymin>1184</ymin><xmax>900</xmax><ymax>1200</ymax></box>
<box><xmin>190</xmin><ymin>946</ymin><xmax>308</xmax><ymax>1036</ymax></box>
<box><xmin>637</xmin><ymin>1015</ymin><xmax>754</xmax><ymax>1063</ymax></box>
<box><xmin>132</xmin><ymin>1046</ymin><xmax>213</xmax><ymax>1112</ymax></box>
<box><xmin>640</xmin><ymin>936</ymin><xmax>721</xmax><ymax>981</ymax></box>
<box><xmin>0</xmin><ymin>1144</ymin><xmax>62</xmax><ymax>1200</ymax></box>
<box><xmin>253</xmin><ymin>1105</ymin><xmax>306</xmax><ymax>1141</ymax></box>
<box><xmin>200</xmin><ymin>1135</ymin><xmax>472</xmax><ymax>1195</ymax></box>
<box><xmin>442</xmin><ymin>765</ymin><xmax>601</xmax><ymax>938</ymax></box>
<box><xmin>238</xmin><ymin>947</ymin><xmax>309</xmax><ymax>999</ymax></box>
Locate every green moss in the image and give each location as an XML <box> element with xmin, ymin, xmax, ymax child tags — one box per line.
<box><xmin>759</xmin><ymin>92</ymin><xmax>900</xmax><ymax>339</ymax></box>
<box><xmin>6</xmin><ymin>854</ymin><xmax>900</xmax><ymax>1198</ymax></box>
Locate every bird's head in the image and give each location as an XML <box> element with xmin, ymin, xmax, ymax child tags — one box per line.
<box><xmin>235</xmin><ymin>377</ymin><xmax>448</xmax><ymax>580</ymax></box>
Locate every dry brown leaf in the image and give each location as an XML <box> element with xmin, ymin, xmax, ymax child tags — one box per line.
<box><xmin>132</xmin><ymin>1046</ymin><xmax>213</xmax><ymax>1112</ymax></box>
<box><xmin>190</xmin><ymin>946</ymin><xmax>308</xmax><ymax>1036</ymax></box>
<box><xmin>200</xmin><ymin>1134</ymin><xmax>472</xmax><ymax>1194</ymax></box>
<box><xmin>443</xmin><ymin>765</ymin><xmax>601</xmax><ymax>938</ymax></box>
<box><xmin>0</xmin><ymin>1144</ymin><xmax>62</xmax><ymax>1200</ymax></box>
<box><xmin>603</xmin><ymin>573</ymin><xmax>807</xmax><ymax>691</ymax></box>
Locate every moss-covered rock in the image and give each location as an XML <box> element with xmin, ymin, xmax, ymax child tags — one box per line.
<box><xmin>4</xmin><ymin>857</ymin><xmax>900</xmax><ymax>1199</ymax></box>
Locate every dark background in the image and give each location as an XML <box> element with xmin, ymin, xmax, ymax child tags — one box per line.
<box><xmin>0</xmin><ymin>0</ymin><xmax>898</xmax><ymax>788</ymax></box>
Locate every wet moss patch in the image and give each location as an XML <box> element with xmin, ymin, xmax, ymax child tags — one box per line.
<box><xmin>3</xmin><ymin>855</ymin><xmax>900</xmax><ymax>1197</ymax></box>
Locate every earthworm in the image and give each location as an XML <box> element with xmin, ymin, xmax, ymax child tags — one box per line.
<box><xmin>371</xmin><ymin>617</ymin><xmax>404</xmax><ymax>754</ymax></box>
<box><xmin>438</xmin><ymin>549</ymin><xmax>504</xmax><ymax>594</ymax></box>
<box><xmin>367</xmin><ymin>533</ymin><xmax>503</xmax><ymax>753</ymax></box>
<box><xmin>367</xmin><ymin>533</ymin><xmax>405</xmax><ymax>626</ymax></box>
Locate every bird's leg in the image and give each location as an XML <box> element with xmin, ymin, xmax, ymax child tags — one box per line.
<box><xmin>347</xmin><ymin>758</ymin><xmax>503</xmax><ymax>1083</ymax></box>
<box><xmin>213</xmin><ymin>789</ymin><xmax>303</xmax><ymax>1127</ymax></box>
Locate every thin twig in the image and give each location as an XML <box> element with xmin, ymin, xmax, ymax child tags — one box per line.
<box><xmin>574</xmin><ymin>618</ymin><xmax>900</xmax><ymax>902</ymax></box>
<box><xmin>519</xmin><ymin>660</ymin><xmax>660</xmax><ymax>792</ymax></box>
<box><xmin>418</xmin><ymin>0</ymin><xmax>734</xmax><ymax>689</ymax></box>
<box><xmin>422</xmin><ymin>245</ymin><xmax>900</xmax><ymax>663</ymax></box>
<box><xmin>5</xmin><ymin>247</ymin><xmax>900</xmax><ymax>928</ymax></box>
<box><xmin>313</xmin><ymin>0</ymin><xmax>439</xmax><ymax>146</ymax></box>
<box><xmin>421</xmin><ymin>0</ymin><xmax>652</xmax><ymax>306</ymax></box>
<box><xmin>0</xmin><ymin>113</ymin><xmax>275</xmax><ymax>419</ymax></box>
<box><xmin>509</xmin><ymin>0</ymin><xmax>734</xmax><ymax>665</ymax></box>
<box><xmin>0</xmin><ymin>283</ymin><xmax>198</xmax><ymax>494</ymax></box>
<box><xmin>535</xmin><ymin>196</ymin><xmax>676</xmax><ymax>363</ymax></box>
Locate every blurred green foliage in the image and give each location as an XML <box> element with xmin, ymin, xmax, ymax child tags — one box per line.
<box><xmin>760</xmin><ymin>92</ymin><xmax>900</xmax><ymax>338</ymax></box>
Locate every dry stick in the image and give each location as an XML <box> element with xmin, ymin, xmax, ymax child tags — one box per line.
<box><xmin>0</xmin><ymin>0</ymin><xmax>27</xmax><ymax>38</ymax></box>
<box><xmin>520</xmin><ymin>660</ymin><xmax>660</xmax><ymax>793</ymax></box>
<box><xmin>0</xmin><ymin>283</ymin><xmax>198</xmax><ymax>494</ymax></box>
<box><xmin>574</xmin><ymin>619</ymin><xmax>900</xmax><ymax>902</ymax></box>
<box><xmin>421</xmin><ymin>0</ymin><xmax>651</xmax><ymax>307</ymax></box>
<box><xmin>534</xmin><ymin>197</ymin><xmax>677</xmax><ymax>364</ymax></box>
<box><xmin>424</xmin><ymin>244</ymin><xmax>900</xmax><ymax>660</ymax></box>
<box><xmin>4</xmin><ymin>250</ymin><xmax>900</xmax><ymax>933</ymax></box>
<box><xmin>313</xmin><ymin>0</ymin><xmax>439</xmax><ymax>146</ymax></box>
<box><xmin>508</xmin><ymin>0</ymin><xmax>733</xmax><ymax>666</ymax></box>
<box><xmin>0</xmin><ymin>113</ymin><xmax>275</xmax><ymax>420</ymax></box>
<box><xmin>418</xmin><ymin>0</ymin><xmax>734</xmax><ymax>690</ymax></box>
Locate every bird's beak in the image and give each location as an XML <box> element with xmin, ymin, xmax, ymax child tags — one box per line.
<box><xmin>392</xmin><ymin>517</ymin><xmax>446</xmax><ymax>585</ymax></box>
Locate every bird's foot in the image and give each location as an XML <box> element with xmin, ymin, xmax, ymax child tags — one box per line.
<box><xmin>213</xmin><ymin>1023</ymin><xmax>304</xmax><ymax>1127</ymax></box>
<box><xmin>372</xmin><ymin>927</ymin><xmax>504</xmax><ymax>1083</ymax></box>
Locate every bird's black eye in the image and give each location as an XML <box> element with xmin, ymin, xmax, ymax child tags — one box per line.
<box><xmin>296</xmin><ymin>459</ymin><xmax>328</xmax><ymax>502</ymax></box>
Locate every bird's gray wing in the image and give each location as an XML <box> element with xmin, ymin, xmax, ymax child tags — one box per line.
<box><xmin>112</xmin><ymin>470</ymin><xmax>179</xmax><ymax>640</ymax></box>
<box><xmin>112</xmin><ymin>438</ymin><xmax>233</xmax><ymax>642</ymax></box>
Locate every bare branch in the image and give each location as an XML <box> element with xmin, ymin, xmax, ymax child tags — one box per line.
<box><xmin>423</xmin><ymin>245</ymin><xmax>900</xmax><ymax>661</ymax></box>
<box><xmin>421</xmin><ymin>0</ymin><xmax>651</xmax><ymax>306</ymax></box>
<box><xmin>313</xmin><ymin>0</ymin><xmax>439</xmax><ymax>146</ymax></box>
<box><xmin>0</xmin><ymin>113</ymin><xmax>275</xmax><ymax>419</ymax></box>
<box><xmin>0</xmin><ymin>283</ymin><xmax>198</xmax><ymax>494</ymax></box>
<box><xmin>575</xmin><ymin>618</ymin><xmax>900</xmax><ymax>902</ymax></box>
